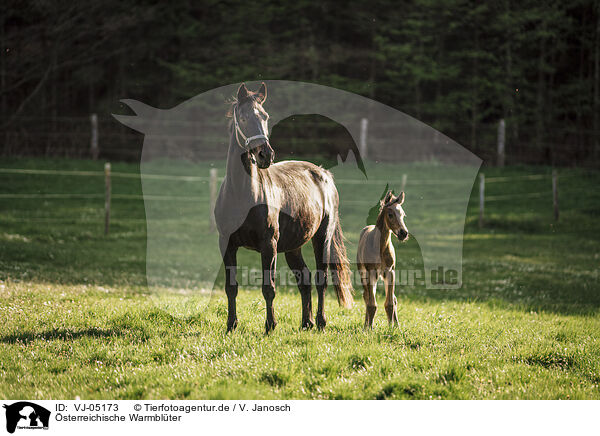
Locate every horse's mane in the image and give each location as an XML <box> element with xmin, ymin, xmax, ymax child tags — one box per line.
<box><xmin>375</xmin><ymin>202</ymin><xmax>387</xmax><ymax>231</ymax></box>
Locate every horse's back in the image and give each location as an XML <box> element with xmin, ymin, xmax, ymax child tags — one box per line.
<box><xmin>265</xmin><ymin>160</ymin><xmax>337</xmax><ymax>252</ymax></box>
<box><xmin>269</xmin><ymin>160</ymin><xmax>334</xmax><ymax>191</ymax></box>
<box><xmin>267</xmin><ymin>160</ymin><xmax>338</xmax><ymax>212</ymax></box>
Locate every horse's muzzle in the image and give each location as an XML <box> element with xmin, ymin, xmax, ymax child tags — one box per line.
<box><xmin>256</xmin><ymin>143</ymin><xmax>274</xmax><ymax>169</ymax></box>
<box><xmin>397</xmin><ymin>229</ymin><xmax>409</xmax><ymax>242</ymax></box>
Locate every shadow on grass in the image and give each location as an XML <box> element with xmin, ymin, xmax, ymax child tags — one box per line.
<box><xmin>0</xmin><ymin>327</ymin><xmax>134</xmax><ymax>344</ymax></box>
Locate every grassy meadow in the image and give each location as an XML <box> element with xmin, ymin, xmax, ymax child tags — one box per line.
<box><xmin>0</xmin><ymin>157</ymin><xmax>599</xmax><ymax>399</ymax></box>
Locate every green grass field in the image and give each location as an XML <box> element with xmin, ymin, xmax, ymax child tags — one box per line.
<box><xmin>1</xmin><ymin>157</ymin><xmax>599</xmax><ymax>399</ymax></box>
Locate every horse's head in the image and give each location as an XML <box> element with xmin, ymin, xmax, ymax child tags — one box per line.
<box><xmin>381</xmin><ymin>190</ymin><xmax>409</xmax><ymax>242</ymax></box>
<box><xmin>232</xmin><ymin>82</ymin><xmax>274</xmax><ymax>169</ymax></box>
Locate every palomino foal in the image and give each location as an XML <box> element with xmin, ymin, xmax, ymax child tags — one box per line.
<box><xmin>356</xmin><ymin>191</ymin><xmax>408</xmax><ymax>328</ymax></box>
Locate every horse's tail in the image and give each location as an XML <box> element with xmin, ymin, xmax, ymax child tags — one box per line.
<box><xmin>329</xmin><ymin>217</ymin><xmax>354</xmax><ymax>309</ymax></box>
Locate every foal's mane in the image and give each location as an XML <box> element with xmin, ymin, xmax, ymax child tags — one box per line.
<box><xmin>375</xmin><ymin>199</ymin><xmax>388</xmax><ymax>231</ymax></box>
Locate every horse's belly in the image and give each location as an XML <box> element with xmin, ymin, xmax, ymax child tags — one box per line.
<box><xmin>276</xmin><ymin>211</ymin><xmax>320</xmax><ymax>252</ymax></box>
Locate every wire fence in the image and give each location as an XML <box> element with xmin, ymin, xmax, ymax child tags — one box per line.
<box><xmin>0</xmin><ymin>166</ymin><xmax>573</xmax><ymax>232</ymax></box>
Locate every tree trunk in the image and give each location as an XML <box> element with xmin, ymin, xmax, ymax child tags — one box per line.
<box><xmin>594</xmin><ymin>1</ymin><xmax>600</xmax><ymax>160</ymax></box>
<box><xmin>415</xmin><ymin>39</ymin><xmax>423</xmax><ymax>120</ymax></box>
<box><xmin>577</xmin><ymin>10</ymin><xmax>586</xmax><ymax>161</ymax></box>
<box><xmin>504</xmin><ymin>0</ymin><xmax>517</xmax><ymax>154</ymax></box>
<box><xmin>470</xmin><ymin>28</ymin><xmax>479</xmax><ymax>152</ymax></box>
<box><xmin>0</xmin><ymin>17</ymin><xmax>5</xmax><ymax>124</ymax></box>
<box><xmin>535</xmin><ymin>24</ymin><xmax>547</xmax><ymax>157</ymax></box>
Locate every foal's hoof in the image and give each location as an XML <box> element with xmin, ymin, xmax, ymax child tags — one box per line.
<box><xmin>316</xmin><ymin>314</ymin><xmax>327</xmax><ymax>331</ymax></box>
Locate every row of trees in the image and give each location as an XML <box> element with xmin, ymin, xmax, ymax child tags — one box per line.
<box><xmin>2</xmin><ymin>0</ymin><xmax>599</xmax><ymax>165</ymax></box>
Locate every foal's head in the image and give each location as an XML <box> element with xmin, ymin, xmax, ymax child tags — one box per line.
<box><xmin>379</xmin><ymin>191</ymin><xmax>409</xmax><ymax>242</ymax></box>
<box><xmin>230</xmin><ymin>82</ymin><xmax>274</xmax><ymax>169</ymax></box>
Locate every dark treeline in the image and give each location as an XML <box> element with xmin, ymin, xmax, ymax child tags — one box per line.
<box><xmin>2</xmin><ymin>0</ymin><xmax>599</xmax><ymax>166</ymax></box>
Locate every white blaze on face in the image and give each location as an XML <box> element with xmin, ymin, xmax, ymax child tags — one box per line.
<box><xmin>392</xmin><ymin>203</ymin><xmax>408</xmax><ymax>234</ymax></box>
<box><xmin>253</xmin><ymin>105</ymin><xmax>269</xmax><ymax>137</ymax></box>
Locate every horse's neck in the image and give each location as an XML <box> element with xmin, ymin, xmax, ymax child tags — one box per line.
<box><xmin>224</xmin><ymin>133</ymin><xmax>259</xmax><ymax>197</ymax></box>
<box><xmin>375</xmin><ymin>214</ymin><xmax>393</xmax><ymax>256</ymax></box>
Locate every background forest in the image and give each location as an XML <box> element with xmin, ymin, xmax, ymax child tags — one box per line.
<box><xmin>1</xmin><ymin>0</ymin><xmax>599</xmax><ymax>166</ymax></box>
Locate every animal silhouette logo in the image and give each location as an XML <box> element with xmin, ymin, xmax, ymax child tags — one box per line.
<box><xmin>3</xmin><ymin>402</ymin><xmax>50</xmax><ymax>434</ymax></box>
<box><xmin>113</xmin><ymin>80</ymin><xmax>481</xmax><ymax>294</ymax></box>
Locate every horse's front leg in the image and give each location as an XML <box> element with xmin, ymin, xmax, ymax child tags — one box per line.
<box><xmin>221</xmin><ymin>239</ymin><xmax>239</xmax><ymax>333</ymax></box>
<box><xmin>383</xmin><ymin>268</ymin><xmax>398</xmax><ymax>326</ymax></box>
<box><xmin>261</xmin><ymin>237</ymin><xmax>278</xmax><ymax>334</ymax></box>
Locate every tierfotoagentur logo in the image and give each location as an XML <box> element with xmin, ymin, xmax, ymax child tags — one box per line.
<box><xmin>2</xmin><ymin>402</ymin><xmax>50</xmax><ymax>434</ymax></box>
<box><xmin>113</xmin><ymin>80</ymin><xmax>481</xmax><ymax>317</ymax></box>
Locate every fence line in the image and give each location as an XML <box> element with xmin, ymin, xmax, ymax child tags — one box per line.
<box><xmin>0</xmin><ymin>193</ymin><xmax>201</xmax><ymax>201</ymax></box>
<box><xmin>0</xmin><ymin>167</ymin><xmax>561</xmax><ymax>185</ymax></box>
<box><xmin>0</xmin><ymin>190</ymin><xmax>554</xmax><ymax>204</ymax></box>
<box><xmin>0</xmin><ymin>165</ymin><xmax>571</xmax><ymax>233</ymax></box>
<box><xmin>0</xmin><ymin>168</ymin><xmax>215</xmax><ymax>182</ymax></box>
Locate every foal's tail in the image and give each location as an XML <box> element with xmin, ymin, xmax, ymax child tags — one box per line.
<box><xmin>329</xmin><ymin>218</ymin><xmax>354</xmax><ymax>309</ymax></box>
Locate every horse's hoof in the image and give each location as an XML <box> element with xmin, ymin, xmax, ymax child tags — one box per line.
<box><xmin>301</xmin><ymin>319</ymin><xmax>315</xmax><ymax>330</ymax></box>
<box><xmin>226</xmin><ymin>319</ymin><xmax>238</xmax><ymax>333</ymax></box>
<box><xmin>265</xmin><ymin>319</ymin><xmax>277</xmax><ymax>334</ymax></box>
<box><xmin>316</xmin><ymin>315</ymin><xmax>326</xmax><ymax>331</ymax></box>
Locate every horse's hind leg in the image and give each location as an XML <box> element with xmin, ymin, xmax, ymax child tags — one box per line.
<box><xmin>285</xmin><ymin>248</ymin><xmax>315</xmax><ymax>330</ymax></box>
<box><xmin>383</xmin><ymin>269</ymin><xmax>398</xmax><ymax>326</ymax></box>
<box><xmin>261</xmin><ymin>237</ymin><xmax>278</xmax><ymax>334</ymax></box>
<box><xmin>361</xmin><ymin>268</ymin><xmax>378</xmax><ymax>329</ymax></box>
<box><xmin>312</xmin><ymin>232</ymin><xmax>328</xmax><ymax>330</ymax></box>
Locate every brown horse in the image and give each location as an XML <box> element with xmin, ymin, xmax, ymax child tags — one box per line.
<box><xmin>357</xmin><ymin>190</ymin><xmax>408</xmax><ymax>328</ymax></box>
<box><xmin>214</xmin><ymin>82</ymin><xmax>353</xmax><ymax>334</ymax></box>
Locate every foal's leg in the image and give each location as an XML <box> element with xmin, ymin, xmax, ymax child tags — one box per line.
<box><xmin>261</xmin><ymin>237</ymin><xmax>278</xmax><ymax>334</ymax></box>
<box><xmin>220</xmin><ymin>238</ymin><xmax>239</xmax><ymax>333</ymax></box>
<box><xmin>362</xmin><ymin>269</ymin><xmax>378</xmax><ymax>329</ymax></box>
<box><xmin>383</xmin><ymin>268</ymin><xmax>399</xmax><ymax>326</ymax></box>
<box><xmin>312</xmin><ymin>234</ymin><xmax>328</xmax><ymax>330</ymax></box>
<box><xmin>285</xmin><ymin>248</ymin><xmax>314</xmax><ymax>330</ymax></box>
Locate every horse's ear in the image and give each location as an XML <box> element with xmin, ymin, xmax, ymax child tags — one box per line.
<box><xmin>397</xmin><ymin>191</ymin><xmax>405</xmax><ymax>205</ymax></box>
<box><xmin>237</xmin><ymin>83</ymin><xmax>250</xmax><ymax>102</ymax></box>
<box><xmin>383</xmin><ymin>190</ymin><xmax>394</xmax><ymax>205</ymax></box>
<box><xmin>257</xmin><ymin>82</ymin><xmax>267</xmax><ymax>104</ymax></box>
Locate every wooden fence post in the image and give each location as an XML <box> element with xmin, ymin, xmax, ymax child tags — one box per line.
<box><xmin>497</xmin><ymin>119</ymin><xmax>505</xmax><ymax>167</ymax></box>
<box><xmin>104</xmin><ymin>162</ymin><xmax>111</xmax><ymax>235</ymax></box>
<box><xmin>359</xmin><ymin>118</ymin><xmax>368</xmax><ymax>160</ymax></box>
<box><xmin>90</xmin><ymin>113</ymin><xmax>99</xmax><ymax>160</ymax></box>
<box><xmin>209</xmin><ymin>168</ymin><xmax>218</xmax><ymax>231</ymax></box>
<box><xmin>400</xmin><ymin>174</ymin><xmax>407</xmax><ymax>192</ymax></box>
<box><xmin>479</xmin><ymin>173</ymin><xmax>485</xmax><ymax>228</ymax></box>
<box><xmin>552</xmin><ymin>170</ymin><xmax>559</xmax><ymax>221</ymax></box>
